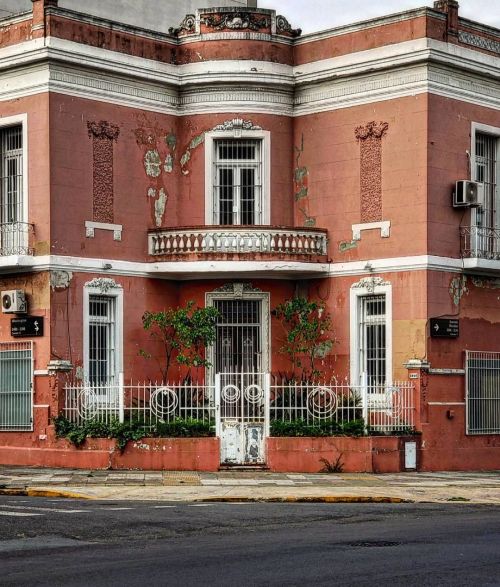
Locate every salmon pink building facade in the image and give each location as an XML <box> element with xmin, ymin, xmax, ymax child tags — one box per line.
<box><xmin>0</xmin><ymin>0</ymin><xmax>499</xmax><ymax>472</ymax></box>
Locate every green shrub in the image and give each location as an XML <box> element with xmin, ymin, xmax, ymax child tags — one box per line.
<box><xmin>54</xmin><ymin>415</ymin><xmax>215</xmax><ymax>452</ymax></box>
<box><xmin>270</xmin><ymin>418</ymin><xmax>365</xmax><ymax>437</ymax></box>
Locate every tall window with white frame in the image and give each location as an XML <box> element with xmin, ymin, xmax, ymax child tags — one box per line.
<box><xmin>475</xmin><ymin>132</ymin><xmax>500</xmax><ymax>230</ymax></box>
<box><xmin>0</xmin><ymin>125</ymin><xmax>24</xmax><ymax>255</ymax></box>
<box><xmin>358</xmin><ymin>295</ymin><xmax>387</xmax><ymax>387</ymax></box>
<box><xmin>213</xmin><ymin>139</ymin><xmax>262</xmax><ymax>225</ymax></box>
<box><xmin>88</xmin><ymin>295</ymin><xmax>117</xmax><ymax>384</ymax></box>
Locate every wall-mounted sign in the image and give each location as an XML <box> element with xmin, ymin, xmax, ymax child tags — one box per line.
<box><xmin>430</xmin><ymin>318</ymin><xmax>459</xmax><ymax>338</ymax></box>
<box><xmin>11</xmin><ymin>316</ymin><xmax>44</xmax><ymax>338</ymax></box>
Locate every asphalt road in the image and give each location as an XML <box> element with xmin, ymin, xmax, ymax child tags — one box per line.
<box><xmin>0</xmin><ymin>496</ymin><xmax>499</xmax><ymax>586</ymax></box>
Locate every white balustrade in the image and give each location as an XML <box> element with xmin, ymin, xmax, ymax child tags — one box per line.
<box><xmin>149</xmin><ymin>227</ymin><xmax>328</xmax><ymax>257</ymax></box>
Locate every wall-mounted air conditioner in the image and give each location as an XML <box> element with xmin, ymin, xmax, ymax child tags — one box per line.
<box><xmin>453</xmin><ymin>180</ymin><xmax>484</xmax><ymax>208</ymax></box>
<box><xmin>1</xmin><ymin>290</ymin><xmax>27</xmax><ymax>314</ymax></box>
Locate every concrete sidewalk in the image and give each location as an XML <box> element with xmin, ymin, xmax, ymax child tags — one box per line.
<box><xmin>0</xmin><ymin>467</ymin><xmax>499</xmax><ymax>504</ymax></box>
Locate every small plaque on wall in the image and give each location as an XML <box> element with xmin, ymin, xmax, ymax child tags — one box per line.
<box><xmin>11</xmin><ymin>316</ymin><xmax>44</xmax><ymax>338</ymax></box>
<box><xmin>430</xmin><ymin>318</ymin><xmax>459</xmax><ymax>338</ymax></box>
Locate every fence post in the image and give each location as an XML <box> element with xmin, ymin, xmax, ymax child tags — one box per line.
<box><xmin>215</xmin><ymin>373</ymin><xmax>221</xmax><ymax>438</ymax></box>
<box><xmin>118</xmin><ymin>372</ymin><xmax>124</xmax><ymax>423</ymax></box>
<box><xmin>404</xmin><ymin>359</ymin><xmax>430</xmax><ymax>432</ymax></box>
<box><xmin>264</xmin><ymin>372</ymin><xmax>271</xmax><ymax>438</ymax></box>
<box><xmin>361</xmin><ymin>372</ymin><xmax>368</xmax><ymax>432</ymax></box>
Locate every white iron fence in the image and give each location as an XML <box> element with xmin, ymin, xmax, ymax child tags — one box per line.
<box><xmin>63</xmin><ymin>375</ymin><xmax>415</xmax><ymax>434</ymax></box>
<box><xmin>270</xmin><ymin>378</ymin><xmax>415</xmax><ymax>433</ymax></box>
<box><xmin>64</xmin><ymin>375</ymin><xmax>215</xmax><ymax>427</ymax></box>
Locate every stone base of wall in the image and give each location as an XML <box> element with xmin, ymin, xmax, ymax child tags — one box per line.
<box><xmin>266</xmin><ymin>436</ymin><xmax>419</xmax><ymax>473</ymax></box>
<box><xmin>0</xmin><ymin>432</ymin><xmax>421</xmax><ymax>472</ymax></box>
<box><xmin>0</xmin><ymin>437</ymin><xmax>220</xmax><ymax>471</ymax></box>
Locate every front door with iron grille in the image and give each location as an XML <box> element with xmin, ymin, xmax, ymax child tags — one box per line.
<box><xmin>212</xmin><ymin>299</ymin><xmax>268</xmax><ymax>465</ymax></box>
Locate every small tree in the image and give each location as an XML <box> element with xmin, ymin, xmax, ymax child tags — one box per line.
<box><xmin>273</xmin><ymin>297</ymin><xmax>334</xmax><ymax>379</ymax></box>
<box><xmin>141</xmin><ymin>301</ymin><xmax>219</xmax><ymax>381</ymax></box>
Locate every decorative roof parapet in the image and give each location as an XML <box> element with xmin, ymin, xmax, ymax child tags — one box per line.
<box><xmin>200</xmin><ymin>11</ymin><xmax>270</xmax><ymax>33</ymax></box>
<box><xmin>168</xmin><ymin>14</ymin><xmax>195</xmax><ymax>36</ymax></box>
<box><xmin>168</xmin><ymin>8</ymin><xmax>301</xmax><ymax>39</ymax></box>
<box><xmin>276</xmin><ymin>15</ymin><xmax>302</xmax><ymax>38</ymax></box>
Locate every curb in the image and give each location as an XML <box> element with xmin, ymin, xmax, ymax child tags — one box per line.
<box><xmin>0</xmin><ymin>487</ymin><xmax>93</xmax><ymax>500</ymax></box>
<box><xmin>196</xmin><ymin>496</ymin><xmax>412</xmax><ymax>504</ymax></box>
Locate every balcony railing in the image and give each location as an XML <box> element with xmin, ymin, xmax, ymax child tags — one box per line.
<box><xmin>0</xmin><ymin>222</ymin><xmax>34</xmax><ymax>256</ymax></box>
<box><xmin>461</xmin><ymin>226</ymin><xmax>500</xmax><ymax>260</ymax></box>
<box><xmin>149</xmin><ymin>226</ymin><xmax>328</xmax><ymax>259</ymax></box>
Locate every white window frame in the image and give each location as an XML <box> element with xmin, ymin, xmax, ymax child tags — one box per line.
<box><xmin>205</xmin><ymin>128</ymin><xmax>270</xmax><ymax>226</ymax></box>
<box><xmin>350</xmin><ymin>279</ymin><xmax>392</xmax><ymax>387</ymax></box>
<box><xmin>471</xmin><ymin>122</ymin><xmax>500</xmax><ymax>230</ymax></box>
<box><xmin>83</xmin><ymin>281</ymin><xmax>123</xmax><ymax>383</ymax></box>
<box><xmin>0</xmin><ymin>113</ymin><xmax>29</xmax><ymax>228</ymax></box>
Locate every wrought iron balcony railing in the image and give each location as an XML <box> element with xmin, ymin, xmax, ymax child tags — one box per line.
<box><xmin>461</xmin><ymin>225</ymin><xmax>500</xmax><ymax>261</ymax></box>
<box><xmin>0</xmin><ymin>222</ymin><xmax>34</xmax><ymax>256</ymax></box>
<box><xmin>149</xmin><ymin>226</ymin><xmax>328</xmax><ymax>259</ymax></box>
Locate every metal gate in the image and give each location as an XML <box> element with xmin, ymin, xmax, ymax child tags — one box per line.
<box><xmin>0</xmin><ymin>341</ymin><xmax>33</xmax><ymax>431</ymax></box>
<box><xmin>215</xmin><ymin>372</ymin><xmax>269</xmax><ymax>465</ymax></box>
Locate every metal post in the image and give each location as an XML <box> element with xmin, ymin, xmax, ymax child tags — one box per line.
<box><xmin>264</xmin><ymin>372</ymin><xmax>270</xmax><ymax>438</ymax></box>
<box><xmin>361</xmin><ymin>372</ymin><xmax>368</xmax><ymax>433</ymax></box>
<box><xmin>215</xmin><ymin>373</ymin><xmax>221</xmax><ymax>437</ymax></box>
<box><xmin>118</xmin><ymin>372</ymin><xmax>124</xmax><ymax>423</ymax></box>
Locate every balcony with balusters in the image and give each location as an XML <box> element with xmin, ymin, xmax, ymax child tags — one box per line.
<box><xmin>460</xmin><ymin>225</ymin><xmax>500</xmax><ymax>273</ymax></box>
<box><xmin>148</xmin><ymin>225</ymin><xmax>329</xmax><ymax>268</ymax></box>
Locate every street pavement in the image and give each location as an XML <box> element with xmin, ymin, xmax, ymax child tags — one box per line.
<box><xmin>1</xmin><ymin>467</ymin><xmax>499</xmax><ymax>503</ymax></box>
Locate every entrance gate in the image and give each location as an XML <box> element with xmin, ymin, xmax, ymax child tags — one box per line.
<box><xmin>215</xmin><ymin>372</ymin><xmax>269</xmax><ymax>465</ymax></box>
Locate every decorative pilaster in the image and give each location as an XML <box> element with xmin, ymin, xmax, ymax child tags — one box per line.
<box><xmin>87</xmin><ymin>121</ymin><xmax>120</xmax><ymax>224</ymax></box>
<box><xmin>355</xmin><ymin>121</ymin><xmax>389</xmax><ymax>224</ymax></box>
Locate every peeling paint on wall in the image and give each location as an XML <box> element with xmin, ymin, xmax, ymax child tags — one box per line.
<box><xmin>449</xmin><ymin>275</ymin><xmax>469</xmax><ymax>305</ymax></box>
<box><xmin>154</xmin><ymin>188</ymin><xmax>168</xmax><ymax>227</ymax></box>
<box><xmin>144</xmin><ymin>150</ymin><xmax>162</xmax><ymax>177</ymax></box>
<box><xmin>294</xmin><ymin>134</ymin><xmax>315</xmax><ymax>227</ymax></box>
<box><xmin>339</xmin><ymin>240</ymin><xmax>358</xmax><ymax>253</ymax></box>
<box><xmin>164</xmin><ymin>153</ymin><xmax>173</xmax><ymax>173</ymax></box>
<box><xmin>50</xmin><ymin>270</ymin><xmax>73</xmax><ymax>291</ymax></box>
<box><xmin>471</xmin><ymin>276</ymin><xmax>500</xmax><ymax>289</ymax></box>
<box><xmin>180</xmin><ymin>132</ymin><xmax>205</xmax><ymax>175</ymax></box>
<box><xmin>134</xmin><ymin>114</ymin><xmax>176</xmax><ymax>226</ymax></box>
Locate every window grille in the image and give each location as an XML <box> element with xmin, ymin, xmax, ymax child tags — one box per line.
<box><xmin>359</xmin><ymin>295</ymin><xmax>387</xmax><ymax>387</ymax></box>
<box><xmin>88</xmin><ymin>295</ymin><xmax>117</xmax><ymax>384</ymax></box>
<box><xmin>213</xmin><ymin>299</ymin><xmax>262</xmax><ymax>375</ymax></box>
<box><xmin>0</xmin><ymin>341</ymin><xmax>33</xmax><ymax>431</ymax></box>
<box><xmin>466</xmin><ymin>350</ymin><xmax>500</xmax><ymax>434</ymax></box>
<box><xmin>0</xmin><ymin>125</ymin><xmax>22</xmax><ymax>226</ymax></box>
<box><xmin>475</xmin><ymin>133</ymin><xmax>498</xmax><ymax>231</ymax></box>
<box><xmin>213</xmin><ymin>139</ymin><xmax>262</xmax><ymax>225</ymax></box>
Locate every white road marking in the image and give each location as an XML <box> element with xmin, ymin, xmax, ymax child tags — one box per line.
<box><xmin>152</xmin><ymin>505</ymin><xmax>177</xmax><ymax>509</ymax></box>
<box><xmin>188</xmin><ymin>504</ymin><xmax>212</xmax><ymax>507</ymax></box>
<box><xmin>100</xmin><ymin>507</ymin><xmax>134</xmax><ymax>511</ymax></box>
<box><xmin>0</xmin><ymin>511</ymin><xmax>43</xmax><ymax>517</ymax></box>
<box><xmin>0</xmin><ymin>505</ymin><xmax>88</xmax><ymax>514</ymax></box>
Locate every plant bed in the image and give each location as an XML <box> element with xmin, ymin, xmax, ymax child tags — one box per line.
<box><xmin>54</xmin><ymin>415</ymin><xmax>215</xmax><ymax>451</ymax></box>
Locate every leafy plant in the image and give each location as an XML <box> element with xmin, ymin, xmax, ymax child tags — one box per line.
<box><xmin>272</xmin><ymin>297</ymin><xmax>335</xmax><ymax>378</ymax></box>
<box><xmin>319</xmin><ymin>455</ymin><xmax>344</xmax><ymax>473</ymax></box>
<box><xmin>140</xmin><ymin>301</ymin><xmax>219</xmax><ymax>380</ymax></box>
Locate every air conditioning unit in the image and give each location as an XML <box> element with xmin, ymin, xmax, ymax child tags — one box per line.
<box><xmin>453</xmin><ymin>180</ymin><xmax>484</xmax><ymax>208</ymax></box>
<box><xmin>1</xmin><ymin>290</ymin><xmax>27</xmax><ymax>314</ymax></box>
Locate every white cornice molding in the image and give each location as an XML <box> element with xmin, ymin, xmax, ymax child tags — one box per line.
<box><xmin>1</xmin><ymin>37</ymin><xmax>500</xmax><ymax>115</ymax></box>
<box><xmin>0</xmin><ymin>254</ymin><xmax>467</xmax><ymax>281</ymax></box>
